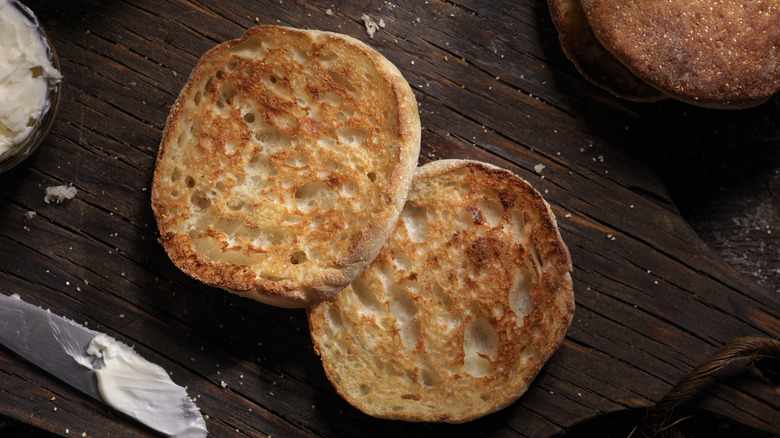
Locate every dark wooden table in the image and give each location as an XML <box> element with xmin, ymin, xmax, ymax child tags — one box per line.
<box><xmin>1</xmin><ymin>1</ymin><xmax>778</xmax><ymax>437</ymax></box>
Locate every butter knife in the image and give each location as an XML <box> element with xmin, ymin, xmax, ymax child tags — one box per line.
<box><xmin>0</xmin><ymin>293</ymin><xmax>208</xmax><ymax>437</ymax></box>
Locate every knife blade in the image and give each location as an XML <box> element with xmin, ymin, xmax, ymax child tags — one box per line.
<box><xmin>0</xmin><ymin>293</ymin><xmax>208</xmax><ymax>437</ymax></box>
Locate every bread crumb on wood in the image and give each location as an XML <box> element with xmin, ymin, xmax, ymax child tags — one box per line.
<box><xmin>44</xmin><ymin>185</ymin><xmax>77</xmax><ymax>204</ymax></box>
<box><xmin>24</xmin><ymin>211</ymin><xmax>36</xmax><ymax>220</ymax></box>
<box><xmin>361</xmin><ymin>14</ymin><xmax>379</xmax><ymax>38</ymax></box>
<box><xmin>534</xmin><ymin>163</ymin><xmax>546</xmax><ymax>173</ymax></box>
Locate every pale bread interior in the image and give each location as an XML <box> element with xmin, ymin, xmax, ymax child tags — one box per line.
<box><xmin>308</xmin><ymin>160</ymin><xmax>575</xmax><ymax>423</ymax></box>
<box><xmin>152</xmin><ymin>26</ymin><xmax>420</xmax><ymax>307</ymax></box>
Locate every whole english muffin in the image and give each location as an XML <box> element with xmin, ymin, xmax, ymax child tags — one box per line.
<box><xmin>308</xmin><ymin>159</ymin><xmax>575</xmax><ymax>423</ymax></box>
<box><xmin>546</xmin><ymin>0</ymin><xmax>665</xmax><ymax>101</ymax></box>
<box><xmin>151</xmin><ymin>25</ymin><xmax>421</xmax><ymax>308</ymax></box>
<box><xmin>581</xmin><ymin>0</ymin><xmax>780</xmax><ymax>108</ymax></box>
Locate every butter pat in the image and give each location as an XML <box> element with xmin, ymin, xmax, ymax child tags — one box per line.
<box><xmin>87</xmin><ymin>334</ymin><xmax>208</xmax><ymax>438</ymax></box>
<box><xmin>0</xmin><ymin>0</ymin><xmax>61</xmax><ymax>153</ymax></box>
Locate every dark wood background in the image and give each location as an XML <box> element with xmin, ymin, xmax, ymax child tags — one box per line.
<box><xmin>1</xmin><ymin>1</ymin><xmax>778</xmax><ymax>437</ymax></box>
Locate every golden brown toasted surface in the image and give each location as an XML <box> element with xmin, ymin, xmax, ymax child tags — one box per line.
<box><xmin>307</xmin><ymin>159</ymin><xmax>575</xmax><ymax>423</ymax></box>
<box><xmin>581</xmin><ymin>0</ymin><xmax>780</xmax><ymax>108</ymax></box>
<box><xmin>151</xmin><ymin>25</ymin><xmax>421</xmax><ymax>308</ymax></box>
<box><xmin>547</xmin><ymin>0</ymin><xmax>665</xmax><ymax>101</ymax></box>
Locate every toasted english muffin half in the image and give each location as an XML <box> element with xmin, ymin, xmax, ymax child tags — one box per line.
<box><xmin>547</xmin><ymin>0</ymin><xmax>665</xmax><ymax>102</ymax></box>
<box><xmin>308</xmin><ymin>159</ymin><xmax>575</xmax><ymax>423</ymax></box>
<box><xmin>151</xmin><ymin>25</ymin><xmax>421</xmax><ymax>308</ymax></box>
<box><xmin>581</xmin><ymin>0</ymin><xmax>780</xmax><ymax>109</ymax></box>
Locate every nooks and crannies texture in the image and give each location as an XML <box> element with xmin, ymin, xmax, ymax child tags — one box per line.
<box><xmin>151</xmin><ymin>26</ymin><xmax>420</xmax><ymax>308</ymax></box>
<box><xmin>308</xmin><ymin>160</ymin><xmax>575</xmax><ymax>423</ymax></box>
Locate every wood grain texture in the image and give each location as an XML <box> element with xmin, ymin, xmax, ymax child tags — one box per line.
<box><xmin>0</xmin><ymin>0</ymin><xmax>778</xmax><ymax>437</ymax></box>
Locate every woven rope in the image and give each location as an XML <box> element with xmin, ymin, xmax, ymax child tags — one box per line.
<box><xmin>639</xmin><ymin>336</ymin><xmax>780</xmax><ymax>437</ymax></box>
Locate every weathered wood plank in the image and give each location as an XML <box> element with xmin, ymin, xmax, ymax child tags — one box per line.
<box><xmin>1</xmin><ymin>0</ymin><xmax>778</xmax><ymax>436</ymax></box>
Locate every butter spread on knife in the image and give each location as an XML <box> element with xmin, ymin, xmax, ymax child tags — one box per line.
<box><xmin>0</xmin><ymin>294</ymin><xmax>207</xmax><ymax>437</ymax></box>
<box><xmin>86</xmin><ymin>334</ymin><xmax>208</xmax><ymax>438</ymax></box>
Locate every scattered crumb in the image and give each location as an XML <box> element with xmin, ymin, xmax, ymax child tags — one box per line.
<box><xmin>24</xmin><ymin>211</ymin><xmax>36</xmax><ymax>220</ymax></box>
<box><xmin>361</xmin><ymin>14</ymin><xmax>379</xmax><ymax>38</ymax></box>
<box><xmin>44</xmin><ymin>185</ymin><xmax>77</xmax><ymax>204</ymax></box>
<box><xmin>325</xmin><ymin>8</ymin><xmax>332</xmax><ymax>15</ymax></box>
<box><xmin>220</xmin><ymin>381</ymin><xmax>227</xmax><ymax>388</ymax></box>
<box><xmin>534</xmin><ymin>164</ymin><xmax>545</xmax><ymax>173</ymax></box>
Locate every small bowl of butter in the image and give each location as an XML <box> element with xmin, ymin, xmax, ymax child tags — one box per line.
<box><xmin>0</xmin><ymin>0</ymin><xmax>62</xmax><ymax>174</ymax></box>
